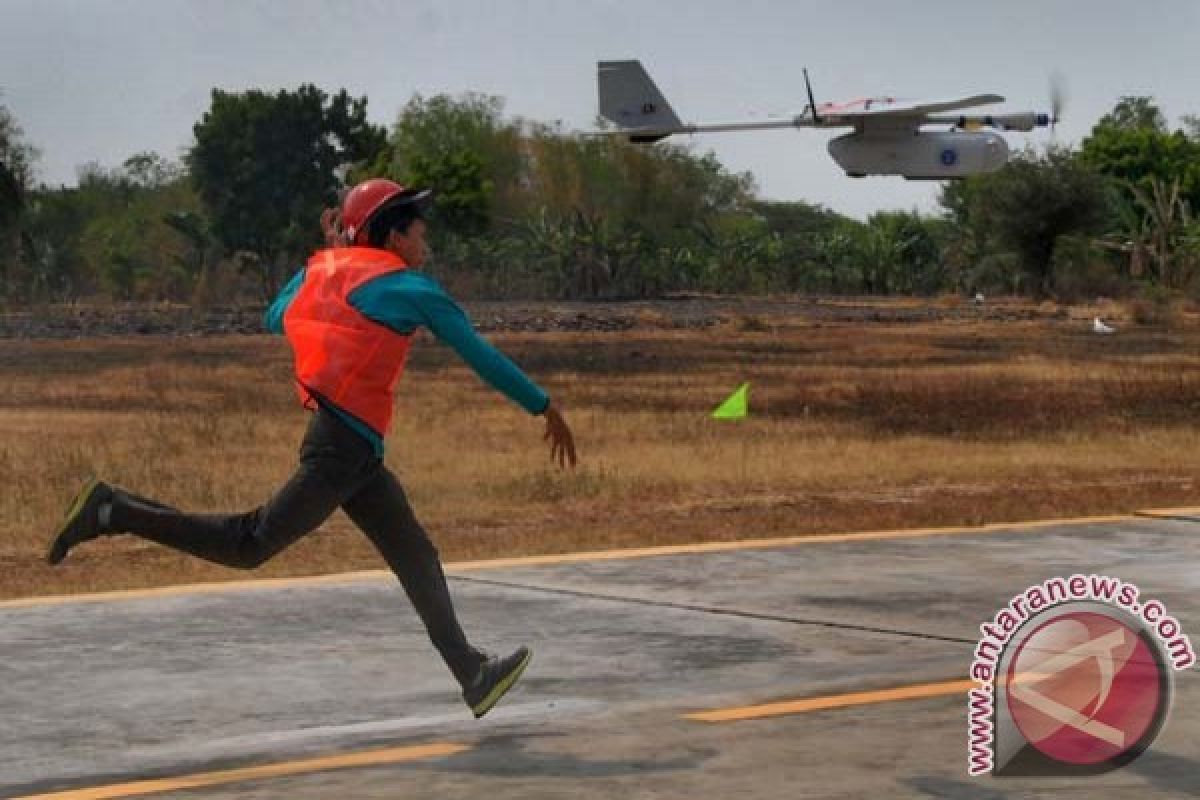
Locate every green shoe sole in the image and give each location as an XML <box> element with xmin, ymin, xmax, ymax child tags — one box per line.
<box><xmin>471</xmin><ymin>649</ymin><xmax>533</xmax><ymax>719</ymax></box>
<box><xmin>46</xmin><ymin>477</ymin><xmax>101</xmax><ymax>565</ymax></box>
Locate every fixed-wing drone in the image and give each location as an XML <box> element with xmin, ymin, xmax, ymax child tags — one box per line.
<box><xmin>597</xmin><ymin>60</ymin><xmax>1061</xmax><ymax>179</ymax></box>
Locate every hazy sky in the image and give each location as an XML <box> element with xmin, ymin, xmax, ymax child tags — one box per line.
<box><xmin>3</xmin><ymin>0</ymin><xmax>1198</xmax><ymax>218</ymax></box>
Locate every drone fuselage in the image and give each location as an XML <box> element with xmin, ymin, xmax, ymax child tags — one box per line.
<box><xmin>827</xmin><ymin>129</ymin><xmax>1010</xmax><ymax>179</ymax></box>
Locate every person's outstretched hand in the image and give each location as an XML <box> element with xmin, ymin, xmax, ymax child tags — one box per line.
<box><xmin>543</xmin><ymin>403</ymin><xmax>577</xmax><ymax>469</ymax></box>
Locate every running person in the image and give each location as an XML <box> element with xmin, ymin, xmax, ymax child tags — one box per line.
<box><xmin>47</xmin><ymin>178</ymin><xmax>578</xmax><ymax>719</ymax></box>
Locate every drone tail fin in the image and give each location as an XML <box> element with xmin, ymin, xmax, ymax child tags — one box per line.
<box><xmin>598</xmin><ymin>60</ymin><xmax>683</xmax><ymax>137</ymax></box>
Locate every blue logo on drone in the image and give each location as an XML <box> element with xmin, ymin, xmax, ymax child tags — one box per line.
<box><xmin>941</xmin><ymin>148</ymin><xmax>958</xmax><ymax>167</ymax></box>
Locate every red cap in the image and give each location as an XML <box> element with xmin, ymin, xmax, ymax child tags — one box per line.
<box><xmin>341</xmin><ymin>178</ymin><xmax>431</xmax><ymax>245</ymax></box>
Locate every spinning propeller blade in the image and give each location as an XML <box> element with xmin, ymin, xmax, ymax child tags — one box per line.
<box><xmin>1049</xmin><ymin>71</ymin><xmax>1067</xmax><ymax>134</ymax></box>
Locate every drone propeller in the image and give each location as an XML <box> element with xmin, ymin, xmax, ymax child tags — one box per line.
<box><xmin>1048</xmin><ymin>71</ymin><xmax>1067</xmax><ymax>134</ymax></box>
<box><xmin>1032</xmin><ymin>71</ymin><xmax>1070</xmax><ymax>137</ymax></box>
<box><xmin>1017</xmin><ymin>74</ymin><xmax>1065</xmax><ymax>133</ymax></box>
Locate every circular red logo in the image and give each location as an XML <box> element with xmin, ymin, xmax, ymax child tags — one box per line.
<box><xmin>1005</xmin><ymin>611</ymin><xmax>1165</xmax><ymax>765</ymax></box>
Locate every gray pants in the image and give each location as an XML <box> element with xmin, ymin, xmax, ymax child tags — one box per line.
<box><xmin>109</xmin><ymin>407</ymin><xmax>484</xmax><ymax>687</ymax></box>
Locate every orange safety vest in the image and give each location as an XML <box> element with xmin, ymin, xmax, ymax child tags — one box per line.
<box><xmin>283</xmin><ymin>246</ymin><xmax>413</xmax><ymax>436</ymax></box>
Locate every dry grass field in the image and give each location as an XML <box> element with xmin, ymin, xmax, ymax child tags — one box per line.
<box><xmin>4</xmin><ymin>298</ymin><xmax>1200</xmax><ymax>600</ymax></box>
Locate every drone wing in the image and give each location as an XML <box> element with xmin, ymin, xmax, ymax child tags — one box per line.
<box><xmin>831</xmin><ymin>94</ymin><xmax>1004</xmax><ymax>119</ymax></box>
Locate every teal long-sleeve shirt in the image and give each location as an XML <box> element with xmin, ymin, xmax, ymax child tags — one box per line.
<box><xmin>265</xmin><ymin>266</ymin><xmax>550</xmax><ymax>455</ymax></box>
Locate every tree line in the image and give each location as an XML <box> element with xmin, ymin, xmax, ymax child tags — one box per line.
<box><xmin>0</xmin><ymin>87</ymin><xmax>1198</xmax><ymax>305</ymax></box>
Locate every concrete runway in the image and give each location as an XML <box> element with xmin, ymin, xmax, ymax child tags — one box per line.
<box><xmin>3</xmin><ymin>513</ymin><xmax>1199</xmax><ymax>799</ymax></box>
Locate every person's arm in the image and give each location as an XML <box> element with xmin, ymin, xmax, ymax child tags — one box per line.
<box><xmin>425</xmin><ymin>300</ymin><xmax>551</xmax><ymax>416</ymax></box>
<box><xmin>264</xmin><ymin>268</ymin><xmax>306</xmax><ymax>334</ymax></box>
<box><xmin>363</xmin><ymin>272</ymin><xmax>550</xmax><ymax>414</ymax></box>
<box><xmin>350</xmin><ymin>271</ymin><xmax>576</xmax><ymax>467</ymax></box>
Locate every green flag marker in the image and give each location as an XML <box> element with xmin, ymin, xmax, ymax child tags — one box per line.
<box><xmin>712</xmin><ymin>382</ymin><xmax>749</xmax><ymax>420</ymax></box>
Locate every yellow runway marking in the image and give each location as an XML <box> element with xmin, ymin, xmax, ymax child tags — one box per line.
<box><xmin>0</xmin><ymin>570</ymin><xmax>392</xmax><ymax>610</ymax></box>
<box><xmin>1135</xmin><ymin>506</ymin><xmax>1200</xmax><ymax>519</ymax></box>
<box><xmin>448</xmin><ymin>514</ymin><xmax>1130</xmax><ymax>572</ymax></box>
<box><xmin>2</xmin><ymin>512</ymin><xmax>1136</xmax><ymax>611</ymax></box>
<box><xmin>12</xmin><ymin>742</ymin><xmax>469</xmax><ymax>800</ymax></box>
<box><xmin>685</xmin><ymin>678</ymin><xmax>975</xmax><ymax>722</ymax></box>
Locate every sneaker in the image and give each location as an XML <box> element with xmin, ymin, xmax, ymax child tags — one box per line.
<box><xmin>46</xmin><ymin>478</ymin><xmax>113</xmax><ymax>565</ymax></box>
<box><xmin>463</xmin><ymin>646</ymin><xmax>532</xmax><ymax>719</ymax></box>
